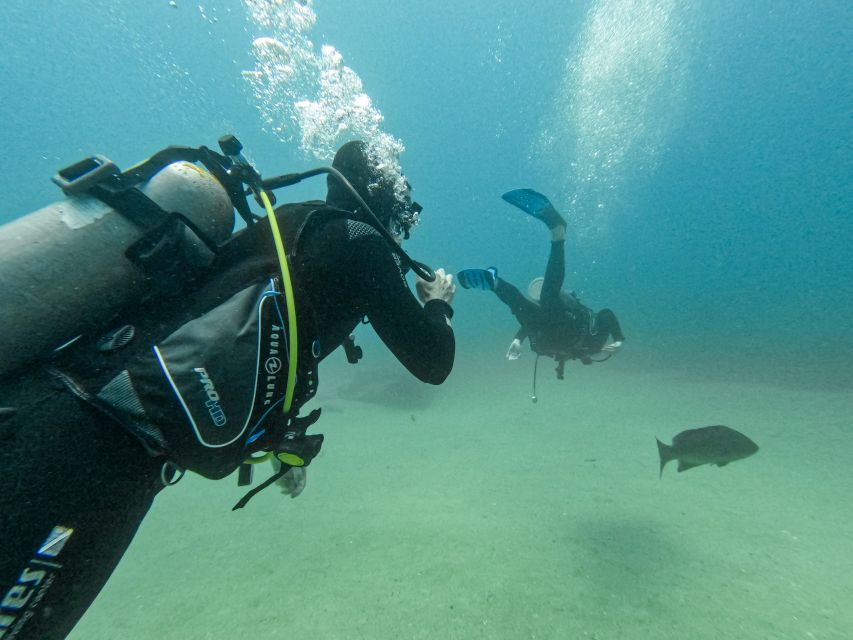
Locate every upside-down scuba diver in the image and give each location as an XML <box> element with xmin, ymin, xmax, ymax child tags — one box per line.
<box><xmin>457</xmin><ymin>188</ymin><xmax>624</xmax><ymax>400</ymax></box>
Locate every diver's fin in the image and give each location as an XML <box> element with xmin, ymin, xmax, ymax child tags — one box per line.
<box><xmin>501</xmin><ymin>189</ymin><xmax>565</xmax><ymax>229</ymax></box>
<box><xmin>457</xmin><ymin>267</ymin><xmax>497</xmax><ymax>291</ymax></box>
<box><xmin>502</xmin><ymin>188</ymin><xmax>552</xmax><ymax>215</ymax></box>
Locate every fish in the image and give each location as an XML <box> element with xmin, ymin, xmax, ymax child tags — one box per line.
<box><xmin>656</xmin><ymin>425</ymin><xmax>758</xmax><ymax>477</ymax></box>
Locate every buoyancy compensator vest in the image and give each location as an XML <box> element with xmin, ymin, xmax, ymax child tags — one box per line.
<box><xmin>51</xmin><ymin>193</ymin><xmax>321</xmax><ymax>479</ymax></box>
<box><xmin>526</xmin><ymin>293</ymin><xmax>596</xmax><ymax>374</ymax></box>
<box><xmin>54</xmin><ymin>200</ymin><xmax>326</xmax><ymax>481</ymax></box>
<box><xmin>101</xmin><ymin>278</ymin><xmax>317</xmax><ymax>480</ymax></box>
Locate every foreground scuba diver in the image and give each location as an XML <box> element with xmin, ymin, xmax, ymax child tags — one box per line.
<box><xmin>458</xmin><ymin>189</ymin><xmax>623</xmax><ymax>384</ymax></box>
<box><xmin>0</xmin><ymin>138</ymin><xmax>455</xmax><ymax>640</ymax></box>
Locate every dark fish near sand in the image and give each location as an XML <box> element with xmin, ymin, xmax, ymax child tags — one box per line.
<box><xmin>656</xmin><ymin>425</ymin><xmax>758</xmax><ymax>477</ymax></box>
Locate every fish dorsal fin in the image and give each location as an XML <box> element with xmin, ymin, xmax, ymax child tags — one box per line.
<box><xmin>677</xmin><ymin>460</ymin><xmax>702</xmax><ymax>473</ymax></box>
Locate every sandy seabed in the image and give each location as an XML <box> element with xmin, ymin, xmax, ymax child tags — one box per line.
<box><xmin>69</xmin><ymin>338</ymin><xmax>853</xmax><ymax>640</ymax></box>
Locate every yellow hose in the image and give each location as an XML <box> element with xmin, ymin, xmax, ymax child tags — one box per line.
<box><xmin>259</xmin><ymin>191</ymin><xmax>298</xmax><ymax>414</ymax></box>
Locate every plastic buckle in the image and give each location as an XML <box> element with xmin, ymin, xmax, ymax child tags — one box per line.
<box><xmin>52</xmin><ymin>155</ymin><xmax>120</xmax><ymax>195</ymax></box>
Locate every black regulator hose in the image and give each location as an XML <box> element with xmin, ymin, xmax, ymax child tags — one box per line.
<box><xmin>261</xmin><ymin>167</ymin><xmax>436</xmax><ymax>282</ymax></box>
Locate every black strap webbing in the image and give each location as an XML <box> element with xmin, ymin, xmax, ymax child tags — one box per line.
<box><xmin>88</xmin><ymin>184</ymin><xmax>172</xmax><ymax>231</ymax></box>
<box><xmin>232</xmin><ymin>464</ymin><xmax>291</xmax><ymax>510</ymax></box>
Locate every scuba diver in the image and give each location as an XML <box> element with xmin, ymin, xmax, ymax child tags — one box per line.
<box><xmin>0</xmin><ymin>137</ymin><xmax>455</xmax><ymax>640</ymax></box>
<box><xmin>457</xmin><ymin>188</ymin><xmax>624</xmax><ymax>384</ymax></box>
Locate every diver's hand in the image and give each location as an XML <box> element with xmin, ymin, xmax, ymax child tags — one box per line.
<box><xmin>601</xmin><ymin>340</ymin><xmax>622</xmax><ymax>353</ymax></box>
<box><xmin>272</xmin><ymin>459</ymin><xmax>307</xmax><ymax>498</ymax></box>
<box><xmin>506</xmin><ymin>338</ymin><xmax>522</xmax><ymax>361</ymax></box>
<box><xmin>416</xmin><ymin>267</ymin><xmax>456</xmax><ymax>304</ymax></box>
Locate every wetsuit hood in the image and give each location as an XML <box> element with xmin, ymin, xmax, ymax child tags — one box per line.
<box><xmin>326</xmin><ymin>141</ymin><xmax>412</xmax><ymax>232</ymax></box>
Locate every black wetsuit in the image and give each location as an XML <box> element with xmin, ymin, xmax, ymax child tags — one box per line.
<box><xmin>0</xmin><ymin>202</ymin><xmax>454</xmax><ymax>640</ymax></box>
<box><xmin>493</xmin><ymin>238</ymin><xmax>623</xmax><ymax>371</ymax></box>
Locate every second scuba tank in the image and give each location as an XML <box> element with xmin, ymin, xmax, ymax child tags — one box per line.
<box><xmin>0</xmin><ymin>161</ymin><xmax>234</xmax><ymax>376</ymax></box>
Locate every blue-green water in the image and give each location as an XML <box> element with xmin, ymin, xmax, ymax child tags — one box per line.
<box><xmin>1</xmin><ymin>1</ymin><xmax>851</xmax><ymax>638</ymax></box>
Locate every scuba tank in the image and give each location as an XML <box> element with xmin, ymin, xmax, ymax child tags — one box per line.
<box><xmin>0</xmin><ymin>159</ymin><xmax>234</xmax><ymax>376</ymax></box>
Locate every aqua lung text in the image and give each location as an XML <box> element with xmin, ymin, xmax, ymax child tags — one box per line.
<box><xmin>263</xmin><ymin>324</ymin><xmax>283</xmax><ymax>406</ymax></box>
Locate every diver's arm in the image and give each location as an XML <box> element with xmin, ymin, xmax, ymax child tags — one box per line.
<box><xmin>355</xmin><ymin>235</ymin><xmax>455</xmax><ymax>384</ymax></box>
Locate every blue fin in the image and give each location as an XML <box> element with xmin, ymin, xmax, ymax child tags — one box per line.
<box><xmin>501</xmin><ymin>189</ymin><xmax>553</xmax><ymax>218</ymax></box>
<box><xmin>457</xmin><ymin>267</ymin><xmax>497</xmax><ymax>291</ymax></box>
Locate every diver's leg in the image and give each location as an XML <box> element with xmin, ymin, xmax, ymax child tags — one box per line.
<box><xmin>539</xmin><ymin>235</ymin><xmax>566</xmax><ymax>311</ymax></box>
<box><xmin>494</xmin><ymin>278</ymin><xmax>541</xmax><ymax>328</ymax></box>
<box><xmin>498</xmin><ymin>189</ymin><xmax>568</xmax><ymax>310</ymax></box>
<box><xmin>0</xmin><ymin>374</ymin><xmax>165</xmax><ymax>640</ymax></box>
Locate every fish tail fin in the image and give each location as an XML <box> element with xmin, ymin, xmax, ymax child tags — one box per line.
<box><xmin>656</xmin><ymin>438</ymin><xmax>674</xmax><ymax>478</ymax></box>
